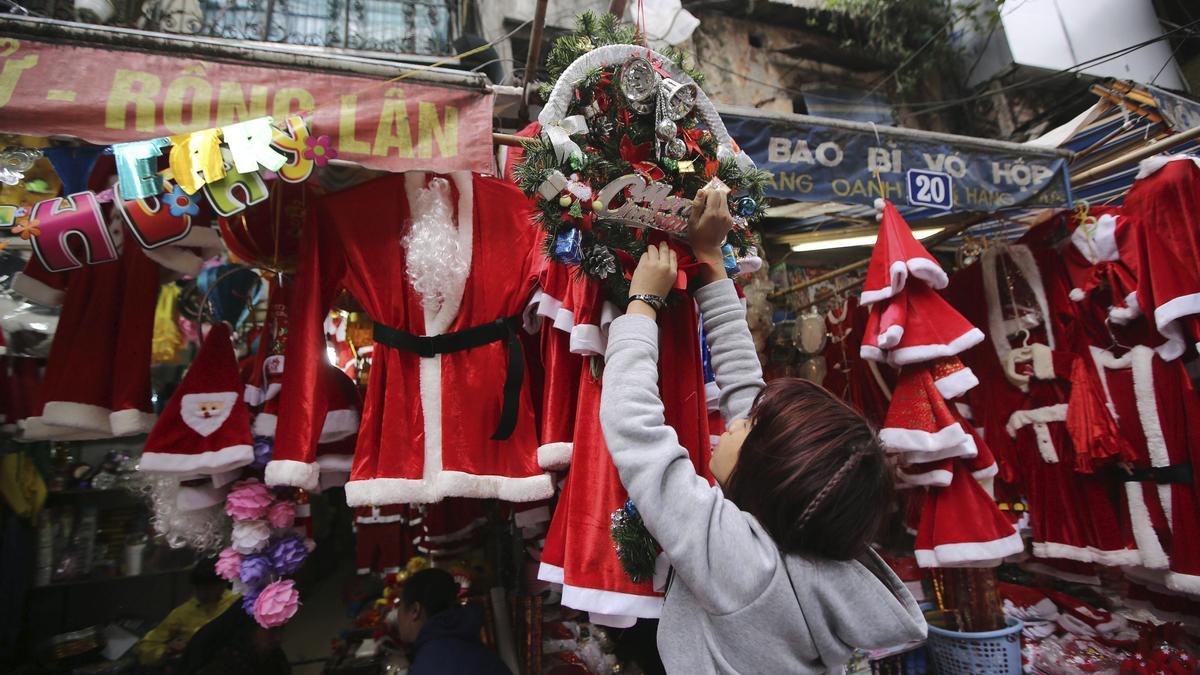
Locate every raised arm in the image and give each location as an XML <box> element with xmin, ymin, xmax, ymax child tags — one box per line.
<box><xmin>599</xmin><ymin>242</ymin><xmax>777</xmax><ymax>615</ymax></box>
<box><xmin>695</xmin><ymin>279</ymin><xmax>764</xmax><ymax>423</ymax></box>
<box><xmin>601</xmin><ymin>312</ymin><xmax>777</xmax><ymax>614</ymax></box>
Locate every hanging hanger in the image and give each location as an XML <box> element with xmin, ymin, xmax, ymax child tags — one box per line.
<box><xmin>1104</xmin><ymin>317</ymin><xmax>1130</xmax><ymax>357</ymax></box>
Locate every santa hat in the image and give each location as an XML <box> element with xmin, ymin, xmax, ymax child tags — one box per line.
<box><xmin>879</xmin><ymin>366</ymin><xmax>972</xmax><ymax>457</ymax></box>
<box><xmin>913</xmin><ymin>460</ymin><xmax>1024</xmax><ymax>568</ymax></box>
<box><xmin>998</xmin><ymin>582</ymin><xmax>1059</xmax><ymax>622</ymax></box>
<box><xmin>930</xmin><ymin>356</ymin><xmax>978</xmax><ymax>400</ymax></box>
<box><xmin>860</xmin><ymin>199</ymin><xmax>948</xmax><ymax>305</ymax></box>
<box><xmin>254</xmin><ymin>360</ymin><xmax>360</xmax><ymax>441</ymax></box>
<box><xmin>1042</xmin><ymin>589</ymin><xmax>1127</xmax><ymax>637</ymax></box>
<box><xmin>139</xmin><ymin>323</ymin><xmax>254</xmax><ymax>475</ymax></box>
<box><xmin>861</xmin><ymin>284</ymin><xmax>985</xmax><ymax>366</ymax></box>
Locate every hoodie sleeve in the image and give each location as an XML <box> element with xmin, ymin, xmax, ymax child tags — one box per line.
<box><xmin>694</xmin><ymin>279</ymin><xmax>764</xmax><ymax>422</ymax></box>
<box><xmin>600</xmin><ymin>312</ymin><xmax>778</xmax><ymax>615</ymax></box>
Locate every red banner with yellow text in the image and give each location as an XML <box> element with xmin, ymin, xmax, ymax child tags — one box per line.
<box><xmin>0</xmin><ymin>38</ymin><xmax>494</xmax><ymax>174</ymax></box>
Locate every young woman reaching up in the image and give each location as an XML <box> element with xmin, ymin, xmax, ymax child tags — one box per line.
<box><xmin>599</xmin><ymin>189</ymin><xmax>927</xmax><ymax>674</ymax></box>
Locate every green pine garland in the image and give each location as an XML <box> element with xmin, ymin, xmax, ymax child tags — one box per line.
<box><xmin>516</xmin><ymin>11</ymin><xmax>770</xmax><ymax>309</ymax></box>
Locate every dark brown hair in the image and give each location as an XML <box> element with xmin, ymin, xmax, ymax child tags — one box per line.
<box><xmin>723</xmin><ymin>378</ymin><xmax>892</xmax><ymax>560</ymax></box>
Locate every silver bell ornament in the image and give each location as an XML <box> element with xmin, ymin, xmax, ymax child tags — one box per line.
<box><xmin>655</xmin><ymin>119</ymin><xmax>678</xmax><ymax>141</ymax></box>
<box><xmin>659</xmin><ymin>79</ymin><xmax>699</xmax><ymax>121</ymax></box>
<box><xmin>619</xmin><ymin>57</ymin><xmax>660</xmax><ymax>104</ymax></box>
<box><xmin>666</xmin><ymin>137</ymin><xmax>688</xmax><ymax>159</ymax></box>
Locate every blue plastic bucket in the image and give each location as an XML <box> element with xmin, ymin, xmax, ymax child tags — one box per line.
<box><xmin>926</xmin><ymin>616</ymin><xmax>1023</xmax><ymax>674</ymax></box>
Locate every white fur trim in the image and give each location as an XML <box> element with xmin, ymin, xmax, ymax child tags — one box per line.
<box><xmin>1070</xmin><ymin>212</ymin><xmax>1120</xmax><ymax>264</ymax></box>
<box><xmin>972</xmin><ymin>462</ymin><xmax>999</xmax><ymax>482</ymax></box>
<box><xmin>934</xmin><ymin>366</ymin><xmax>978</xmax><ymax>400</ymax></box>
<box><xmin>908</xmin><ymin>257</ymin><xmax>949</xmax><ymax>290</ymax></box>
<box><xmin>1089</xmin><ymin>347</ymin><xmax>1122</xmax><ymax>420</ymax></box>
<box><xmin>110</xmin><ymin>409</ymin><xmax>156</xmax><ymax>436</ymax></box>
<box><xmin>1153</xmin><ymin>292</ymin><xmax>1200</xmax><ymax>362</ymax></box>
<box><xmin>955</xmin><ymin>403</ymin><xmax>974</xmax><ymax>420</ymax></box>
<box><xmin>1109</xmin><ymin>292</ymin><xmax>1141</xmax><ymax>325</ymax></box>
<box><xmin>982</xmin><ymin>245</ymin><xmax>1055</xmax><ymax>362</ymax></box>
<box><xmin>264</xmin><ymin>459</ymin><xmax>320</xmax><ymax>491</ymax></box>
<box><xmin>140</xmin><ymin>444</ymin><xmax>253</xmax><ymax>475</ymax></box>
<box><xmin>899</xmin><ymin>434</ymin><xmax>979</xmax><ymax>463</ymax></box>
<box><xmin>316</xmin><ymin>453</ymin><xmax>354</xmax><ymax>473</ymax></box>
<box><xmin>252</xmin><ymin>413</ymin><xmax>277</xmax><ymax>438</ymax></box>
<box><xmin>344</xmin><ymin>471</ymin><xmax>554</xmax><ymax>506</ymax></box>
<box><xmin>915</xmin><ymin>530</ymin><xmax>1024</xmax><ymax>568</ymax></box>
<box><xmin>898</xmin><ymin>468</ymin><xmax>953</xmax><ymax>487</ymax></box>
<box><xmin>860</xmin><ymin>345</ymin><xmax>883</xmax><ymax>362</ymax></box>
<box><xmin>1031</xmin><ymin>345</ymin><xmax>1055</xmax><ymax>381</ymax></box>
<box><xmin>19</xmin><ymin>417</ymin><xmax>112</xmax><ymax>441</ymax></box>
<box><xmin>1125</xmin><ymin>482</ymin><xmax>1170</xmax><ymax>569</ymax></box>
<box><xmin>41</xmin><ymin>401</ymin><xmax>112</xmax><ymax>433</ymax></box>
<box><xmin>1135</xmin><ymin>154</ymin><xmax>1200</xmax><ymax>179</ymax></box>
<box><xmin>537</xmin><ymin>442</ymin><xmax>573</xmax><ymax>470</ymax></box>
<box><xmin>887</xmin><ymin>328</ymin><xmax>985</xmax><ymax>366</ymax></box>
<box><xmin>319</xmin><ymin>409</ymin><xmax>360</xmax><ymax>443</ymax></box>
<box><xmin>860</xmin><ymin>260</ymin><xmax>909</xmax><ymax>306</ymax></box>
<box><xmin>1166</xmin><ymin>572</ymin><xmax>1200</xmax><ymax>597</ymax></box>
<box><xmin>879</xmin><ymin>422</ymin><xmax>968</xmax><ymax>453</ymax></box>
<box><xmin>1006</xmin><ymin>404</ymin><xmax>1068</xmax><ymax>464</ymax></box>
<box><xmin>1131</xmin><ymin>347</ymin><xmax>1174</xmax><ymax>530</ymax></box>
<box><xmin>11</xmin><ymin>272</ymin><xmax>65</xmax><ymax>306</ymax></box>
<box><xmin>877</xmin><ymin>324</ymin><xmax>904</xmax><ymax>350</ymax></box>
<box><xmin>561</xmin><ymin>583</ymin><xmax>663</xmax><ymax>621</ymax></box>
<box><xmin>589</xmin><ymin>613</ymin><xmax>639</xmax><ymax>629</ymax></box>
<box><xmin>143</xmin><ymin>226</ymin><xmax>224</xmax><ymax>276</ymax></box>
<box><xmin>514</xmin><ymin>504</ymin><xmax>551</xmax><ymax>528</ymax></box>
<box><xmin>1032</xmin><ymin>541</ymin><xmax>1142</xmax><ymax>566</ymax></box>
<box><xmin>1069</xmin><ymin>288</ymin><xmax>1086</xmax><ymax>302</ymax></box>
<box><xmin>180</xmin><ymin>392</ymin><xmax>238</xmax><ymax>437</ymax></box>
<box><xmin>537</xmin><ymin>561</ymin><xmax>565</xmax><ymax>584</ymax></box>
<box><xmin>244</xmin><ymin>384</ymin><xmax>265</xmax><ymax>407</ymax></box>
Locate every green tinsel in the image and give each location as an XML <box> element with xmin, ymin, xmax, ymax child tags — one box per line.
<box><xmin>610</xmin><ymin>499</ymin><xmax>658</xmax><ymax>583</ymax></box>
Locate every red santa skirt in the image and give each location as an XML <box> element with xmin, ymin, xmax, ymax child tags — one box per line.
<box><xmin>538</xmin><ymin>297</ymin><xmax>711</xmax><ymax>627</ymax></box>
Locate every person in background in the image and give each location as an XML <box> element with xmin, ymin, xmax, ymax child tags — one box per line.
<box><xmin>181</xmin><ymin>601</ymin><xmax>291</xmax><ymax>675</ymax></box>
<box><xmin>134</xmin><ymin>557</ymin><xmax>238</xmax><ymax>668</ymax></box>
<box><xmin>394</xmin><ymin>568</ymin><xmax>510</xmax><ymax>675</ymax></box>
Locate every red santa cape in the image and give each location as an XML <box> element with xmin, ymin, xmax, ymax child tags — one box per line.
<box><xmin>139</xmin><ymin>323</ymin><xmax>254</xmax><ymax>475</ymax></box>
<box><xmin>1123</xmin><ymin>156</ymin><xmax>1200</xmax><ymax>361</ymax></box>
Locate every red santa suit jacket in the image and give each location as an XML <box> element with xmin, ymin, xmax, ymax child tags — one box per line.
<box><xmin>265</xmin><ymin>172</ymin><xmax>553</xmax><ymax>506</ymax></box>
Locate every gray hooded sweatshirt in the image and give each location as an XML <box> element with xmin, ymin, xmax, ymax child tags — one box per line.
<box><xmin>600</xmin><ymin>279</ymin><xmax>927</xmax><ymax>674</ymax></box>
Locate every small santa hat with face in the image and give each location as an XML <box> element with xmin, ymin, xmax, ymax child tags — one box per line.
<box><xmin>140</xmin><ymin>323</ymin><xmax>254</xmax><ymax>475</ymax></box>
<box><xmin>860</xmin><ymin>199</ymin><xmax>948</xmax><ymax>305</ymax></box>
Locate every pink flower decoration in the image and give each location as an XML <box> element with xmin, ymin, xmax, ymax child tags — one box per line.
<box><xmin>215</xmin><ymin>548</ymin><xmax>243</xmax><ymax>582</ymax></box>
<box><xmin>253</xmin><ymin>579</ymin><xmax>301</xmax><ymax>628</ymax></box>
<box><xmin>267</xmin><ymin>501</ymin><xmax>296</xmax><ymax>529</ymax></box>
<box><xmin>302</xmin><ymin>135</ymin><xmax>338</xmax><ymax>167</ymax></box>
<box><xmin>226</xmin><ymin>479</ymin><xmax>274</xmax><ymax>521</ymax></box>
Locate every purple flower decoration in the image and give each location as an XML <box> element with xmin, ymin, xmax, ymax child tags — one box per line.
<box><xmin>240</xmin><ymin>553</ymin><xmax>273</xmax><ymax>588</ymax></box>
<box><xmin>302</xmin><ymin>135</ymin><xmax>337</xmax><ymax>167</ymax></box>
<box><xmin>167</xmin><ymin>185</ymin><xmax>200</xmax><ymax>217</ymax></box>
<box><xmin>268</xmin><ymin>533</ymin><xmax>309</xmax><ymax>576</ymax></box>
<box><xmin>241</xmin><ymin>586</ymin><xmax>262</xmax><ymax>615</ymax></box>
<box><xmin>251</xmin><ymin>437</ymin><xmax>273</xmax><ymax>469</ymax></box>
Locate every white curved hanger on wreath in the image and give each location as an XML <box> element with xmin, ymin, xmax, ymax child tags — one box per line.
<box><xmin>537</xmin><ymin>43</ymin><xmax>757</xmax><ymax>182</ymax></box>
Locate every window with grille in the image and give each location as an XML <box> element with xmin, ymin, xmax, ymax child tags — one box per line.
<box><xmin>186</xmin><ymin>0</ymin><xmax>455</xmax><ymax>55</ymax></box>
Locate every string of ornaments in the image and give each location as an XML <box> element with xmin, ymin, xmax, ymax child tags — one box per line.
<box><xmin>515</xmin><ymin>13</ymin><xmax>770</xmax><ymax>583</ymax></box>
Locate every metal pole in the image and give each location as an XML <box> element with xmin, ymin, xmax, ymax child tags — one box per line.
<box><xmin>493</xmin><ymin>132</ymin><xmax>529</xmax><ymax>146</ymax></box>
<box><xmin>518</xmin><ymin>0</ymin><xmax>550</xmax><ymax>123</ymax></box>
<box><xmin>766</xmin><ymin>216</ymin><xmax>985</xmax><ymax>301</ymax></box>
<box><xmin>1071</xmin><ymin>123</ymin><xmax>1200</xmax><ymax>184</ymax></box>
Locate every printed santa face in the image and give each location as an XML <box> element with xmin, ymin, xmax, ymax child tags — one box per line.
<box><xmin>181</xmin><ymin>392</ymin><xmax>239</xmax><ymax>436</ymax></box>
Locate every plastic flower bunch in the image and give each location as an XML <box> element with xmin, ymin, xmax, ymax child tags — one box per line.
<box><xmin>219</xmin><ymin>477</ymin><xmax>314</xmax><ymax>628</ymax></box>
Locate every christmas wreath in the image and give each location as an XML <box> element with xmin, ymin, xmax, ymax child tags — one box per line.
<box><xmin>514</xmin><ymin>12</ymin><xmax>770</xmax><ymax>306</ymax></box>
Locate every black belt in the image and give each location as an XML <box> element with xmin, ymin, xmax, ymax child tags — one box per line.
<box><xmin>373</xmin><ymin>314</ymin><xmax>524</xmax><ymax>441</ymax></box>
<box><xmin>1115</xmin><ymin>463</ymin><xmax>1193</xmax><ymax>485</ymax></box>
